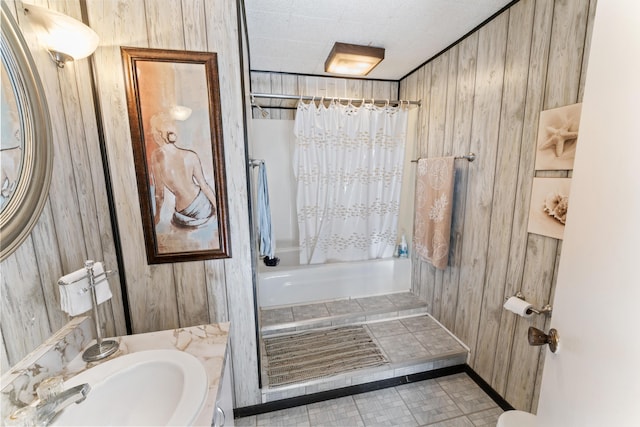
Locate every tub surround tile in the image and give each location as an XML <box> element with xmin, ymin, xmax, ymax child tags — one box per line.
<box><xmin>356</xmin><ymin>295</ymin><xmax>396</xmax><ymax>312</ymax></box>
<box><xmin>261</xmin><ymin>307</ymin><xmax>294</xmax><ymax>326</ymax></box>
<box><xmin>386</xmin><ymin>292</ymin><xmax>426</xmax><ymax>309</ymax></box>
<box><xmin>365</xmin><ymin>320</ymin><xmax>410</xmax><ymax>338</ymax></box>
<box><xmin>292</xmin><ymin>303</ymin><xmax>330</xmax><ymax>321</ymax></box>
<box><xmin>400</xmin><ymin>314</ymin><xmax>442</xmax><ymax>332</ymax></box>
<box><xmin>414</xmin><ymin>328</ymin><xmax>467</xmax><ymax>355</ymax></box>
<box><xmin>375</xmin><ymin>333</ymin><xmax>431</xmax><ymax>363</ymax></box>
<box><xmin>325</xmin><ymin>299</ymin><xmax>364</xmax><ymax>316</ymax></box>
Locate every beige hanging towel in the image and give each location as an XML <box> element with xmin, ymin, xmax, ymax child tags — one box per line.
<box><xmin>414</xmin><ymin>157</ymin><xmax>455</xmax><ymax>269</ymax></box>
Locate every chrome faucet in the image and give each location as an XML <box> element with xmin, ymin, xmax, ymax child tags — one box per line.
<box><xmin>34</xmin><ymin>383</ymin><xmax>91</xmax><ymax>426</ymax></box>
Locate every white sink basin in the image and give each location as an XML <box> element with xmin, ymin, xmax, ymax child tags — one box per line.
<box><xmin>51</xmin><ymin>349</ymin><xmax>208</xmax><ymax>426</ymax></box>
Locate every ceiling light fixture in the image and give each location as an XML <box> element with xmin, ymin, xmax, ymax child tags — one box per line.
<box><xmin>324</xmin><ymin>42</ymin><xmax>385</xmax><ymax>76</ymax></box>
<box><xmin>23</xmin><ymin>3</ymin><xmax>99</xmax><ymax>68</ymax></box>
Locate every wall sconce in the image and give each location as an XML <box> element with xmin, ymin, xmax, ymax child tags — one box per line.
<box><xmin>324</xmin><ymin>42</ymin><xmax>385</xmax><ymax>76</ymax></box>
<box><xmin>23</xmin><ymin>3</ymin><xmax>99</xmax><ymax>68</ymax></box>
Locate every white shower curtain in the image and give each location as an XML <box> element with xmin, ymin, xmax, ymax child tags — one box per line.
<box><xmin>293</xmin><ymin>100</ymin><xmax>409</xmax><ymax>264</ymax></box>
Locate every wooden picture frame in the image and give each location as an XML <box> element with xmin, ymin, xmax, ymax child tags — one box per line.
<box><xmin>121</xmin><ymin>47</ymin><xmax>230</xmax><ymax>264</ymax></box>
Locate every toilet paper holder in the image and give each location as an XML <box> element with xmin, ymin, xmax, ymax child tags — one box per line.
<box><xmin>509</xmin><ymin>292</ymin><xmax>553</xmax><ymax>316</ymax></box>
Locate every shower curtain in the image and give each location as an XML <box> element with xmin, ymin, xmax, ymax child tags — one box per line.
<box><xmin>293</xmin><ymin>100</ymin><xmax>409</xmax><ymax>264</ymax></box>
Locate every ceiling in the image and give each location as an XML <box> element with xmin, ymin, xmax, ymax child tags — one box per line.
<box><xmin>244</xmin><ymin>0</ymin><xmax>513</xmax><ymax>81</ymax></box>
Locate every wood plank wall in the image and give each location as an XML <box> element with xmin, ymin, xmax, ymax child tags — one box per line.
<box><xmin>1</xmin><ymin>0</ymin><xmax>126</xmax><ymax>370</ymax></box>
<box><xmin>1</xmin><ymin>0</ymin><xmax>261</xmax><ymax>408</ymax></box>
<box><xmin>249</xmin><ymin>71</ymin><xmax>399</xmax><ymax>120</ymax></box>
<box><xmin>84</xmin><ymin>0</ymin><xmax>259</xmax><ymax>407</ymax></box>
<box><xmin>400</xmin><ymin>0</ymin><xmax>595</xmax><ymax>411</ymax></box>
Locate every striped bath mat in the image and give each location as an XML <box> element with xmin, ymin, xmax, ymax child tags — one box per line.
<box><xmin>263</xmin><ymin>325</ymin><xmax>388</xmax><ymax>387</ymax></box>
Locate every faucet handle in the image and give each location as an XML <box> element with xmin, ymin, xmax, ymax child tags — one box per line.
<box><xmin>37</xmin><ymin>376</ymin><xmax>64</xmax><ymax>401</ymax></box>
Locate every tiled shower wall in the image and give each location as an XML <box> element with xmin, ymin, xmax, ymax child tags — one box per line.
<box><xmin>399</xmin><ymin>0</ymin><xmax>596</xmax><ymax>412</ymax></box>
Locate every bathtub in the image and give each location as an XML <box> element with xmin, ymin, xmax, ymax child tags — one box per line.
<box><xmin>258</xmin><ymin>247</ymin><xmax>411</xmax><ymax>308</ymax></box>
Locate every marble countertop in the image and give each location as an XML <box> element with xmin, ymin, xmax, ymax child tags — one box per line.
<box><xmin>66</xmin><ymin>322</ymin><xmax>230</xmax><ymax>427</ymax></box>
<box><xmin>1</xmin><ymin>319</ymin><xmax>230</xmax><ymax>427</ymax></box>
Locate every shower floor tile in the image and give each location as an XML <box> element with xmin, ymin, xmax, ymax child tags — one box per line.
<box><xmin>258</xmin><ymin>292</ymin><xmax>469</xmax><ymax>404</ymax></box>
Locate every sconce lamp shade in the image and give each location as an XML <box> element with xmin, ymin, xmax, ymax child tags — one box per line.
<box><xmin>23</xmin><ymin>3</ymin><xmax>99</xmax><ymax>67</ymax></box>
<box><xmin>325</xmin><ymin>42</ymin><xmax>385</xmax><ymax>76</ymax></box>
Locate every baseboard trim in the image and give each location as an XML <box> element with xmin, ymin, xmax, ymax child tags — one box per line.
<box><xmin>234</xmin><ymin>365</ymin><xmax>465</xmax><ymax>418</ymax></box>
<box><xmin>463</xmin><ymin>365</ymin><xmax>515</xmax><ymax>411</ymax></box>
<box><xmin>234</xmin><ymin>363</ymin><xmax>514</xmax><ymax>419</ymax></box>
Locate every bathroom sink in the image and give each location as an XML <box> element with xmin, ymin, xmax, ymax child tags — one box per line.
<box><xmin>51</xmin><ymin>349</ymin><xmax>208</xmax><ymax>426</ymax></box>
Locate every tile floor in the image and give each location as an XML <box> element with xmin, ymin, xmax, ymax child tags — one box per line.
<box><xmin>259</xmin><ymin>293</ymin><xmax>470</xmax><ymax>403</ymax></box>
<box><xmin>235</xmin><ymin>372</ymin><xmax>503</xmax><ymax>426</ymax></box>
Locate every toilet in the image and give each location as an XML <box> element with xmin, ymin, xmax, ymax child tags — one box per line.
<box><xmin>497</xmin><ymin>410</ymin><xmax>537</xmax><ymax>427</ymax></box>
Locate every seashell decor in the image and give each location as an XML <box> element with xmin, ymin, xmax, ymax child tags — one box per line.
<box><xmin>543</xmin><ymin>192</ymin><xmax>569</xmax><ymax>225</ymax></box>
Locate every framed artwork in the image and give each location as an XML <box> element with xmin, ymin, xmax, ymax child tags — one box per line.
<box><xmin>121</xmin><ymin>47</ymin><xmax>231</xmax><ymax>264</ymax></box>
<box><xmin>534</xmin><ymin>103</ymin><xmax>582</xmax><ymax>170</ymax></box>
<box><xmin>527</xmin><ymin>177</ymin><xmax>572</xmax><ymax>240</ymax></box>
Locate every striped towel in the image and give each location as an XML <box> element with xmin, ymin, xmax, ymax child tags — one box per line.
<box><xmin>414</xmin><ymin>157</ymin><xmax>455</xmax><ymax>269</ymax></box>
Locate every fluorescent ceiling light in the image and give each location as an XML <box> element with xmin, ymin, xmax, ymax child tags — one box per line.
<box><xmin>325</xmin><ymin>42</ymin><xmax>385</xmax><ymax>76</ymax></box>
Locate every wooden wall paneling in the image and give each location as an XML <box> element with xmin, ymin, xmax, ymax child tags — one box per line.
<box><xmin>544</xmin><ymin>0</ymin><xmax>590</xmax><ymax>108</ymax></box>
<box><xmin>182</xmin><ymin>0</ymin><xmax>207</xmax><ymax>51</ymax></box>
<box><xmin>0</xmin><ymin>242</ymin><xmax>51</xmax><ymax>365</ymax></box>
<box><xmin>362</xmin><ymin>80</ymin><xmax>374</xmax><ymax>99</ymax></box>
<box><xmin>425</xmin><ymin>53</ymin><xmax>449</xmax><ymax>319</ymax></box>
<box><xmin>72</xmin><ymin>58</ymin><xmax>127</xmax><ymax>338</ymax></box>
<box><xmin>250</xmin><ymin>72</ymin><xmax>272</xmax><ymax>119</ymax></box>
<box><xmin>346</xmin><ymin>78</ymin><xmax>364</xmax><ymax>100</ymax></box>
<box><xmin>204</xmin><ymin>0</ymin><xmax>260</xmax><ymax>407</ymax></box>
<box><xmin>493</xmin><ymin>0</ymin><xmax>554</xmax><ymax>396</ymax></box>
<box><xmin>144</xmin><ymin>0</ymin><xmax>184</xmax><ymax>50</ymax></box>
<box><xmin>205</xmin><ymin>260</ymin><xmax>228</xmax><ymax>322</ymax></box>
<box><xmin>440</xmin><ymin>43</ymin><xmax>469</xmax><ymax>332</ymax></box>
<box><xmin>323</xmin><ymin>76</ymin><xmax>338</xmax><ymax>98</ymax></box>
<box><xmin>504</xmin><ymin>235</ymin><xmax>557</xmax><ymax>411</ymax></box>
<box><xmin>372</xmin><ymin>80</ymin><xmax>393</xmax><ymax>101</ymax></box>
<box><xmin>443</xmin><ymin>35</ymin><xmax>479</xmax><ymax>332</ymax></box>
<box><xmin>29</xmin><ymin>202</ymin><xmax>67</xmax><ymax>332</ymax></box>
<box><xmin>416</xmin><ymin>64</ymin><xmax>434</xmax><ymax>308</ymax></box>
<box><xmin>269</xmin><ymin>73</ymin><xmax>283</xmax><ymax>119</ymax></box>
<box><xmin>502</xmin><ymin>1</ymin><xmax>589</xmax><ymax>408</ymax></box>
<box><xmin>530</xmin><ymin>241</ymin><xmax>561</xmax><ymax>413</ymax></box>
<box><xmin>280</xmin><ymin>74</ymin><xmax>298</xmax><ymax>120</ymax></box>
<box><xmin>25</xmin><ymin>0</ymin><xmax>86</xmax><ymax>276</ymax></box>
<box><xmin>454</xmin><ymin>13</ymin><xmax>508</xmax><ymax>366</ymax></box>
<box><xmin>87</xmin><ymin>0</ymin><xmax>180</xmax><ymax>334</ymax></box>
<box><xmin>175</xmin><ymin>262</ymin><xmax>210</xmax><ymax>326</ymax></box>
<box><xmin>474</xmin><ymin>0</ymin><xmax>534</xmax><ymax>381</ymax></box>
<box><xmin>57</xmin><ymin>60</ymin><xmax>117</xmax><ymax>336</ymax></box>
<box><xmin>578</xmin><ymin>0</ymin><xmax>598</xmax><ymax>102</ymax></box>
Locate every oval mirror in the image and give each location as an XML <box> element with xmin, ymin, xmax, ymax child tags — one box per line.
<box><xmin>1</xmin><ymin>3</ymin><xmax>53</xmax><ymax>261</ymax></box>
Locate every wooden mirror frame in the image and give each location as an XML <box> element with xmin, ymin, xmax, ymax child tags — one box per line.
<box><xmin>0</xmin><ymin>3</ymin><xmax>53</xmax><ymax>261</ymax></box>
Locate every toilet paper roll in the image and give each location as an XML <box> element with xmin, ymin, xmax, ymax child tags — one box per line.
<box><xmin>503</xmin><ymin>296</ymin><xmax>533</xmax><ymax>318</ymax></box>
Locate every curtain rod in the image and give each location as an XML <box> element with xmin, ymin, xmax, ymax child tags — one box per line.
<box><xmin>251</xmin><ymin>92</ymin><xmax>421</xmax><ymax>107</ymax></box>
